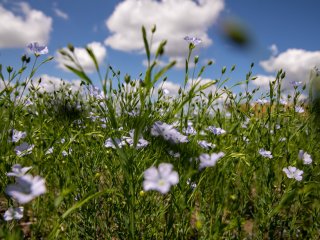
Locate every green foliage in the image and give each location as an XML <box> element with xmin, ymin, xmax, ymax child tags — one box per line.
<box><xmin>0</xmin><ymin>26</ymin><xmax>320</xmax><ymax>240</ymax></box>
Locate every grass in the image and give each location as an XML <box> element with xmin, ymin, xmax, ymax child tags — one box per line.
<box><xmin>1</xmin><ymin>27</ymin><xmax>320</xmax><ymax>239</ymax></box>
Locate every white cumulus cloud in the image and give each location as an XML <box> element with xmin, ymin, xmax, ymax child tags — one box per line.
<box><xmin>260</xmin><ymin>48</ymin><xmax>320</xmax><ymax>90</ymax></box>
<box><xmin>251</xmin><ymin>74</ymin><xmax>275</xmax><ymax>88</ymax></box>
<box><xmin>55</xmin><ymin>42</ymin><xmax>107</xmax><ymax>73</ymax></box>
<box><xmin>105</xmin><ymin>0</ymin><xmax>224</xmax><ymax>60</ymax></box>
<box><xmin>0</xmin><ymin>2</ymin><xmax>52</xmax><ymax>48</ymax></box>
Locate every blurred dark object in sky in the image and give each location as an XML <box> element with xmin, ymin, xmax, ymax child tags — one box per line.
<box><xmin>309</xmin><ymin>67</ymin><xmax>320</xmax><ymax>132</ymax></box>
<box><xmin>220</xmin><ymin>18</ymin><xmax>252</xmax><ymax>49</ymax></box>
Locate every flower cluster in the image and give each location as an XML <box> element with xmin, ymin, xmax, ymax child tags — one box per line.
<box><xmin>207</xmin><ymin>126</ymin><xmax>226</xmax><ymax>135</ymax></box>
<box><xmin>105</xmin><ymin>130</ymin><xmax>149</xmax><ymax>149</ymax></box>
<box><xmin>151</xmin><ymin>121</ymin><xmax>188</xmax><ymax>144</ymax></box>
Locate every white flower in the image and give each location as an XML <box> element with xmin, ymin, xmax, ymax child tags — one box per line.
<box><xmin>60</xmin><ymin>138</ymin><xmax>66</xmax><ymax>144</ymax></box>
<box><xmin>207</xmin><ymin>126</ymin><xmax>226</xmax><ymax>135</ymax></box>
<box><xmin>7</xmin><ymin>164</ymin><xmax>32</xmax><ymax>177</ymax></box>
<box><xmin>298</xmin><ymin>150</ymin><xmax>312</xmax><ymax>165</ymax></box>
<box><xmin>199</xmin><ymin>152</ymin><xmax>225</xmax><ymax>169</ymax></box>
<box><xmin>259</xmin><ymin>148</ymin><xmax>273</xmax><ymax>158</ymax></box>
<box><xmin>184</xmin><ymin>36</ymin><xmax>202</xmax><ymax>46</ymax></box>
<box><xmin>3</xmin><ymin>207</ymin><xmax>24</xmax><ymax>221</ymax></box>
<box><xmin>11</xmin><ymin>130</ymin><xmax>27</xmax><ymax>143</ymax></box>
<box><xmin>143</xmin><ymin>163</ymin><xmax>179</xmax><ymax>194</ymax></box>
<box><xmin>5</xmin><ymin>174</ymin><xmax>46</xmax><ymax>204</ymax></box>
<box><xmin>151</xmin><ymin>121</ymin><xmax>188</xmax><ymax>144</ymax></box>
<box><xmin>283</xmin><ymin>166</ymin><xmax>303</xmax><ymax>181</ymax></box>
<box><xmin>14</xmin><ymin>142</ymin><xmax>34</xmax><ymax>157</ymax></box>
<box><xmin>197</xmin><ymin>140</ymin><xmax>215</xmax><ymax>150</ymax></box>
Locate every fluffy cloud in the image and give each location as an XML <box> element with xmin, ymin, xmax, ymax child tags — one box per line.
<box><xmin>0</xmin><ymin>2</ymin><xmax>52</xmax><ymax>48</ymax></box>
<box><xmin>53</xmin><ymin>7</ymin><xmax>69</xmax><ymax>20</ymax></box>
<box><xmin>55</xmin><ymin>42</ymin><xmax>107</xmax><ymax>73</ymax></box>
<box><xmin>251</xmin><ymin>74</ymin><xmax>275</xmax><ymax>88</ymax></box>
<box><xmin>260</xmin><ymin>48</ymin><xmax>320</xmax><ymax>90</ymax></box>
<box><xmin>105</xmin><ymin>0</ymin><xmax>224</xmax><ymax>59</ymax></box>
<box><xmin>32</xmin><ymin>74</ymin><xmax>82</xmax><ymax>93</ymax></box>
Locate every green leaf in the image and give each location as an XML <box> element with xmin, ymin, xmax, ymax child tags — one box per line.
<box><xmin>152</xmin><ymin>61</ymin><xmax>176</xmax><ymax>86</ymax></box>
<box><xmin>142</xmin><ymin>26</ymin><xmax>150</xmax><ymax>64</ymax></box>
<box><xmin>65</xmin><ymin>65</ymin><xmax>92</xmax><ymax>85</ymax></box>
<box><xmin>86</xmin><ymin>47</ymin><xmax>99</xmax><ymax>72</ymax></box>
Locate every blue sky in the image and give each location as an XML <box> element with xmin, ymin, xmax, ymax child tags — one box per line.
<box><xmin>0</xmin><ymin>0</ymin><xmax>319</xmax><ymax>96</ymax></box>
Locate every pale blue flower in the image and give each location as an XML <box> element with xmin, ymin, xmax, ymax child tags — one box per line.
<box><xmin>283</xmin><ymin>166</ymin><xmax>303</xmax><ymax>181</ymax></box>
<box><xmin>14</xmin><ymin>142</ymin><xmax>34</xmax><ymax>157</ymax></box>
<box><xmin>5</xmin><ymin>174</ymin><xmax>46</xmax><ymax>204</ymax></box>
<box><xmin>207</xmin><ymin>126</ymin><xmax>226</xmax><ymax>135</ymax></box>
<box><xmin>197</xmin><ymin>140</ymin><xmax>215</xmax><ymax>150</ymax></box>
<box><xmin>3</xmin><ymin>207</ymin><xmax>24</xmax><ymax>221</ymax></box>
<box><xmin>143</xmin><ymin>163</ymin><xmax>179</xmax><ymax>194</ymax></box>
<box><xmin>298</xmin><ymin>150</ymin><xmax>312</xmax><ymax>165</ymax></box>
<box><xmin>7</xmin><ymin>164</ymin><xmax>32</xmax><ymax>177</ymax></box>
<box><xmin>11</xmin><ymin>130</ymin><xmax>26</xmax><ymax>143</ymax></box>
<box><xmin>184</xmin><ymin>36</ymin><xmax>202</xmax><ymax>46</ymax></box>
<box><xmin>151</xmin><ymin>121</ymin><xmax>188</xmax><ymax>144</ymax></box>
<box><xmin>199</xmin><ymin>152</ymin><xmax>225</xmax><ymax>169</ymax></box>
<box><xmin>45</xmin><ymin>147</ymin><xmax>54</xmax><ymax>155</ymax></box>
<box><xmin>27</xmin><ymin>42</ymin><xmax>48</xmax><ymax>55</ymax></box>
<box><xmin>290</xmin><ymin>81</ymin><xmax>302</xmax><ymax>87</ymax></box>
<box><xmin>259</xmin><ymin>148</ymin><xmax>273</xmax><ymax>158</ymax></box>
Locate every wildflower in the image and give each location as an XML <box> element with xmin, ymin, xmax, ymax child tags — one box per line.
<box><xmin>104</xmin><ymin>137</ymin><xmax>125</xmax><ymax>149</ymax></box>
<box><xmin>62</xmin><ymin>148</ymin><xmax>72</xmax><ymax>157</ymax></box>
<box><xmin>14</xmin><ymin>142</ymin><xmax>34</xmax><ymax>157</ymax></box>
<box><xmin>143</xmin><ymin>163</ymin><xmax>179</xmax><ymax>194</ymax></box>
<box><xmin>88</xmin><ymin>86</ymin><xmax>105</xmax><ymax>100</ymax></box>
<box><xmin>27</xmin><ymin>42</ymin><xmax>48</xmax><ymax>55</ymax></box>
<box><xmin>151</xmin><ymin>121</ymin><xmax>188</xmax><ymax>144</ymax></box>
<box><xmin>45</xmin><ymin>147</ymin><xmax>54</xmax><ymax>155</ymax></box>
<box><xmin>199</xmin><ymin>152</ymin><xmax>225</xmax><ymax>169</ymax></box>
<box><xmin>207</xmin><ymin>126</ymin><xmax>226</xmax><ymax>135</ymax></box>
<box><xmin>122</xmin><ymin>130</ymin><xmax>149</xmax><ymax>149</ymax></box>
<box><xmin>279</xmin><ymin>137</ymin><xmax>287</xmax><ymax>142</ymax></box>
<box><xmin>259</xmin><ymin>148</ymin><xmax>273</xmax><ymax>158</ymax></box>
<box><xmin>3</xmin><ymin>207</ymin><xmax>24</xmax><ymax>221</ymax></box>
<box><xmin>183</xmin><ymin>122</ymin><xmax>197</xmax><ymax>135</ymax></box>
<box><xmin>5</xmin><ymin>174</ymin><xmax>46</xmax><ymax>204</ymax></box>
<box><xmin>295</xmin><ymin>106</ymin><xmax>304</xmax><ymax>113</ymax></box>
<box><xmin>11</xmin><ymin>130</ymin><xmax>27</xmax><ymax>143</ymax></box>
<box><xmin>184</xmin><ymin>36</ymin><xmax>202</xmax><ymax>46</ymax></box>
<box><xmin>283</xmin><ymin>166</ymin><xmax>303</xmax><ymax>181</ymax></box>
<box><xmin>197</xmin><ymin>140</ymin><xmax>215</xmax><ymax>150</ymax></box>
<box><xmin>298</xmin><ymin>150</ymin><xmax>312</xmax><ymax>165</ymax></box>
<box><xmin>60</xmin><ymin>138</ymin><xmax>66</xmax><ymax>144</ymax></box>
<box><xmin>7</xmin><ymin>164</ymin><xmax>32</xmax><ymax>177</ymax></box>
<box><xmin>290</xmin><ymin>81</ymin><xmax>302</xmax><ymax>87</ymax></box>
